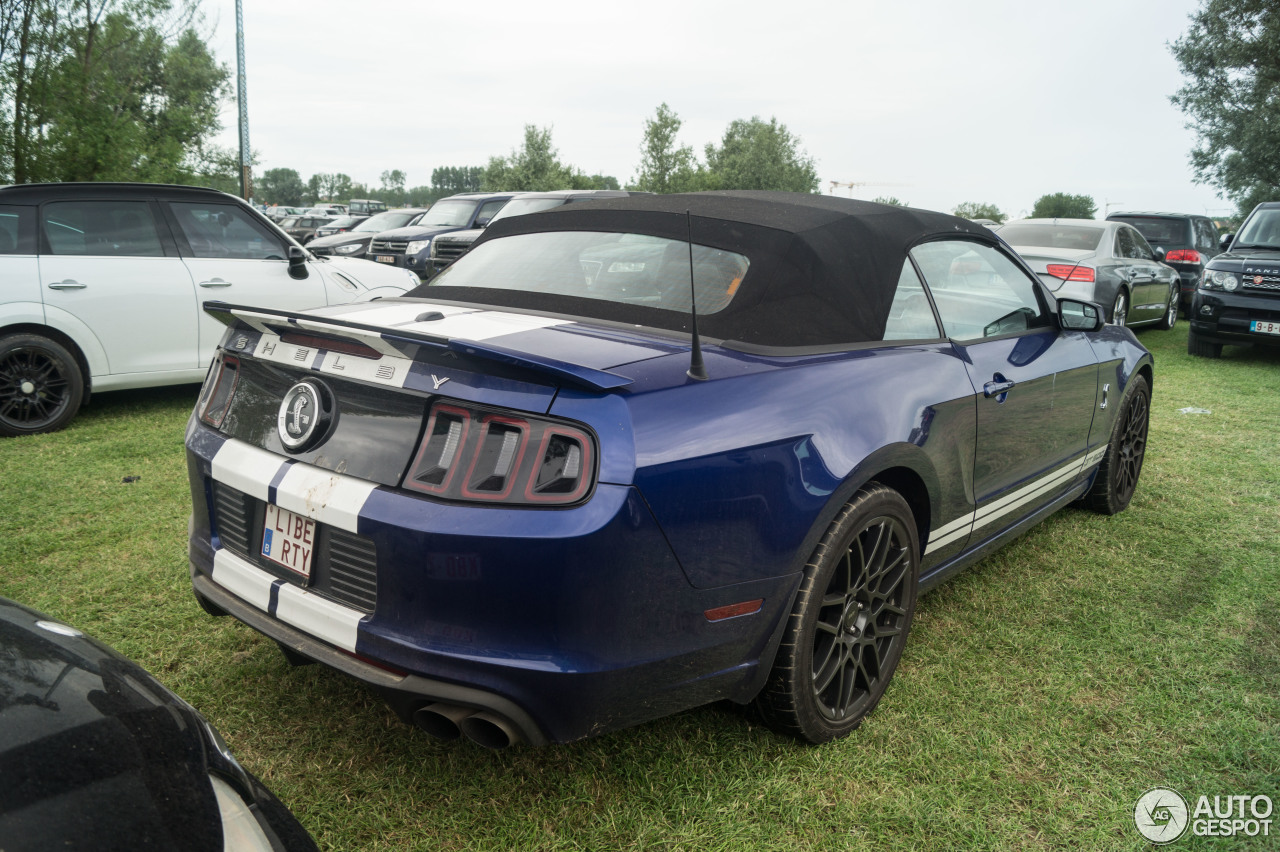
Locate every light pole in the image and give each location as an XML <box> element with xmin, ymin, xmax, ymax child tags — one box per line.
<box><xmin>235</xmin><ymin>0</ymin><xmax>251</xmax><ymax>201</ymax></box>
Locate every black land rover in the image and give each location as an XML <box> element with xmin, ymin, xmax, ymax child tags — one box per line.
<box><xmin>1188</xmin><ymin>201</ymin><xmax>1280</xmax><ymax>357</ymax></box>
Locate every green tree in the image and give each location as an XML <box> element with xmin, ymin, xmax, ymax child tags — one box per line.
<box><xmin>482</xmin><ymin>125</ymin><xmax>577</xmax><ymax>191</ymax></box>
<box><xmin>1</xmin><ymin>0</ymin><xmax>230</xmax><ymax>184</ymax></box>
<box><xmin>1030</xmin><ymin>193</ymin><xmax>1096</xmax><ymax>219</ymax></box>
<box><xmin>1171</xmin><ymin>1</ymin><xmax>1280</xmax><ymax>212</ymax></box>
<box><xmin>872</xmin><ymin>196</ymin><xmax>908</xmax><ymax>207</ymax></box>
<box><xmin>634</xmin><ymin>102</ymin><xmax>700</xmax><ymax>194</ymax></box>
<box><xmin>703</xmin><ymin>116</ymin><xmax>819</xmax><ymax>193</ymax></box>
<box><xmin>309</xmin><ymin>172</ymin><xmax>352</xmax><ymax>202</ymax></box>
<box><xmin>379</xmin><ymin>168</ymin><xmax>407</xmax><ymax>205</ymax></box>
<box><xmin>257</xmin><ymin>167</ymin><xmax>305</xmax><ymax>206</ymax></box>
<box><xmin>431</xmin><ymin>165</ymin><xmax>484</xmax><ymax>196</ymax></box>
<box><xmin>953</xmin><ymin>202</ymin><xmax>1006</xmax><ymax>223</ymax></box>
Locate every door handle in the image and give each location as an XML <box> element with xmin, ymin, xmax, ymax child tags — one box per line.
<box><xmin>199</xmin><ymin>278</ymin><xmax>232</xmax><ymax>288</ymax></box>
<box><xmin>47</xmin><ymin>279</ymin><xmax>86</xmax><ymax>290</ymax></box>
<box><xmin>983</xmin><ymin>374</ymin><xmax>1015</xmax><ymax>400</ymax></box>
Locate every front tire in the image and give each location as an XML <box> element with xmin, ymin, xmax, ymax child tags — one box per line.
<box><xmin>0</xmin><ymin>333</ymin><xmax>85</xmax><ymax>437</ymax></box>
<box><xmin>1187</xmin><ymin>329</ymin><xmax>1222</xmax><ymax>358</ymax></box>
<box><xmin>756</xmin><ymin>484</ymin><xmax>919</xmax><ymax>743</ymax></box>
<box><xmin>1085</xmin><ymin>375</ymin><xmax>1149</xmax><ymax>515</ymax></box>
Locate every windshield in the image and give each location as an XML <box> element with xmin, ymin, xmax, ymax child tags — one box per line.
<box><xmin>420</xmin><ymin>199</ymin><xmax>479</xmax><ymax>227</ymax></box>
<box><xmin>325</xmin><ymin>216</ymin><xmax>363</xmax><ymax>229</ymax></box>
<box><xmin>428</xmin><ymin>231</ymin><xmax>749</xmax><ymax>315</ymax></box>
<box><xmin>355</xmin><ymin>210</ymin><xmax>420</xmax><ymax>233</ymax></box>
<box><xmin>1234</xmin><ymin>208</ymin><xmax>1280</xmax><ymax>249</ymax></box>
<box><xmin>489</xmin><ymin>198</ymin><xmax>567</xmax><ymax>224</ymax></box>
<box><xmin>996</xmin><ymin>224</ymin><xmax>1104</xmax><ymax>251</ymax></box>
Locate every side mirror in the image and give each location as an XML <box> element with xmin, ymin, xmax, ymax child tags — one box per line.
<box><xmin>288</xmin><ymin>245</ymin><xmax>309</xmax><ymax>279</ymax></box>
<box><xmin>1058</xmin><ymin>298</ymin><xmax>1103</xmax><ymax>332</ymax></box>
<box><xmin>1220</xmin><ymin>232</ymin><xmax>1234</xmax><ymax>252</ymax></box>
<box><xmin>1153</xmin><ymin>246</ymin><xmax>1166</xmax><ymax>262</ymax></box>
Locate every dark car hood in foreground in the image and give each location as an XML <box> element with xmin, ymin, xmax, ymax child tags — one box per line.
<box><xmin>0</xmin><ymin>598</ymin><xmax>317</xmax><ymax>851</ymax></box>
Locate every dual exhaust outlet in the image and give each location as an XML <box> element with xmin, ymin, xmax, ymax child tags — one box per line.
<box><xmin>413</xmin><ymin>702</ymin><xmax>522</xmax><ymax>749</ymax></box>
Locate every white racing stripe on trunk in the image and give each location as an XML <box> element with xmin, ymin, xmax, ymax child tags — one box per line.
<box><xmin>273</xmin><ymin>463</ymin><xmax>377</xmax><ymax>534</ymax></box>
<box><xmin>211</xmin><ymin>440</ymin><xmax>283</xmax><ymax>502</ymax></box>
<box><xmin>274</xmin><ymin>584</ymin><xmax>363</xmax><ymax>652</ymax></box>
<box><xmin>212</xmin><ymin>549</ymin><xmax>276</xmax><ymax>611</ymax></box>
<box><xmin>395</xmin><ymin>307</ymin><xmax>570</xmax><ymax>340</ymax></box>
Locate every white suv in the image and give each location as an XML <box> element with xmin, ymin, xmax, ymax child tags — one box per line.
<box><xmin>0</xmin><ymin>182</ymin><xmax>420</xmax><ymax>436</ymax></box>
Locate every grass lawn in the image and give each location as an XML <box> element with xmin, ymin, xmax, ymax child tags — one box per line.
<box><xmin>1</xmin><ymin>323</ymin><xmax>1276</xmax><ymax>851</ymax></box>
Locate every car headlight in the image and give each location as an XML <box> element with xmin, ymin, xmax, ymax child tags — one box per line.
<box><xmin>405</xmin><ymin>240</ymin><xmax>430</xmax><ymax>256</ymax></box>
<box><xmin>335</xmin><ymin>243</ymin><xmax>364</xmax><ymax>254</ymax></box>
<box><xmin>209</xmin><ymin>775</ymin><xmax>276</xmax><ymax>852</ymax></box>
<box><xmin>1203</xmin><ymin>270</ymin><xmax>1238</xmax><ymax>291</ymax></box>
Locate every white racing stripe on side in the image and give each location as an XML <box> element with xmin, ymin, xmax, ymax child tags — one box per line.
<box><xmin>211</xmin><ymin>549</ymin><xmax>276</xmax><ymax>612</ymax></box>
<box><xmin>274</xmin><ymin>583</ymin><xmax>364</xmax><ymax>652</ymax></box>
<box><xmin>211</xmin><ymin>440</ymin><xmax>283</xmax><ymax>502</ymax></box>
<box><xmin>925</xmin><ymin>448</ymin><xmax>1105</xmax><ymax>555</ymax></box>
<box><xmin>273</xmin><ymin>464</ymin><xmax>377</xmax><ymax>534</ymax></box>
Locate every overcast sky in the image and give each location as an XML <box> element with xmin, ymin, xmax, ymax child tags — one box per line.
<box><xmin>204</xmin><ymin>0</ymin><xmax>1228</xmax><ymax>219</ymax></box>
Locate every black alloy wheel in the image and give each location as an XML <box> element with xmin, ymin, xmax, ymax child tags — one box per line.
<box><xmin>757</xmin><ymin>484</ymin><xmax>919</xmax><ymax>743</ymax></box>
<box><xmin>0</xmin><ymin>333</ymin><xmax>85</xmax><ymax>437</ymax></box>
<box><xmin>1085</xmin><ymin>375</ymin><xmax>1149</xmax><ymax>515</ymax></box>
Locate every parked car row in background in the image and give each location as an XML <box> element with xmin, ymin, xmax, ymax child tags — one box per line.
<box><xmin>0</xmin><ymin>182</ymin><xmax>421</xmax><ymax>436</ymax></box>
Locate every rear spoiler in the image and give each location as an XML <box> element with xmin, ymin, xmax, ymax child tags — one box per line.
<box><xmin>202</xmin><ymin>301</ymin><xmax>633</xmax><ymax>392</ymax></box>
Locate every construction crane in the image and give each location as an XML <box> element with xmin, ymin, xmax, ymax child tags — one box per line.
<box><xmin>828</xmin><ymin>180</ymin><xmax>911</xmax><ymax>198</ymax></box>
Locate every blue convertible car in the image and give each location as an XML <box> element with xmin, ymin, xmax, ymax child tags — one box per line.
<box><xmin>184</xmin><ymin>192</ymin><xmax>1152</xmax><ymax>747</ymax></box>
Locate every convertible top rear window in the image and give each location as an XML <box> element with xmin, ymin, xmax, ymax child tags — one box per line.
<box><xmin>428</xmin><ymin>231</ymin><xmax>748</xmax><ymax>315</ymax></box>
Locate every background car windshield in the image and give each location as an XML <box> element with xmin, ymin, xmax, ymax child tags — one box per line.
<box><xmin>1114</xmin><ymin>217</ymin><xmax>1186</xmax><ymax>245</ymax></box>
<box><xmin>355</xmin><ymin>211</ymin><xmax>419</xmax><ymax>232</ymax></box>
<box><xmin>997</xmin><ymin>224</ymin><xmax>1104</xmax><ymax>251</ymax></box>
<box><xmin>430</xmin><ymin>231</ymin><xmax>749</xmax><ymax>315</ymax></box>
<box><xmin>420</xmin><ymin>200</ymin><xmax>477</xmax><ymax>227</ymax></box>
<box><xmin>1235</xmin><ymin>208</ymin><xmax>1280</xmax><ymax>248</ymax></box>
<box><xmin>326</xmin><ymin>216</ymin><xmax>363</xmax><ymax>229</ymax></box>
<box><xmin>489</xmin><ymin>198</ymin><xmax>567</xmax><ymax>223</ymax></box>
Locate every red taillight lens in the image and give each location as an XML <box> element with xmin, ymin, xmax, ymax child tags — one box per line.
<box><xmin>1045</xmin><ymin>264</ymin><xmax>1095</xmax><ymax>282</ymax></box>
<box><xmin>198</xmin><ymin>355</ymin><xmax>240</xmax><ymax>428</ymax></box>
<box><xmin>404</xmin><ymin>402</ymin><xmax>596</xmax><ymax>506</ymax></box>
<box><xmin>1165</xmin><ymin>249</ymin><xmax>1201</xmax><ymax>263</ymax></box>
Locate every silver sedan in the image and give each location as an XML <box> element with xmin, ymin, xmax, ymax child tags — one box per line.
<box><xmin>995</xmin><ymin>218</ymin><xmax>1179</xmax><ymax>328</ymax></box>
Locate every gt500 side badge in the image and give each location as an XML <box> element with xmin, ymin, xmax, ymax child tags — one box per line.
<box><xmin>278</xmin><ymin>381</ymin><xmax>335</xmax><ymax>451</ymax></box>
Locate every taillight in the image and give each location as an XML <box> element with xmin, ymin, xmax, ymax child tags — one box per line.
<box><xmin>404</xmin><ymin>401</ymin><xmax>595</xmax><ymax>506</ymax></box>
<box><xmin>198</xmin><ymin>355</ymin><xmax>240</xmax><ymax>428</ymax></box>
<box><xmin>1045</xmin><ymin>264</ymin><xmax>1095</xmax><ymax>282</ymax></box>
<box><xmin>1165</xmin><ymin>249</ymin><xmax>1202</xmax><ymax>263</ymax></box>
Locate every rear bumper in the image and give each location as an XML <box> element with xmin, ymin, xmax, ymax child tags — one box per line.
<box><xmin>186</xmin><ymin>430</ymin><xmax>796</xmax><ymax>743</ymax></box>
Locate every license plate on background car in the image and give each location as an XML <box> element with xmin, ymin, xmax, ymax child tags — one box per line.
<box><xmin>262</xmin><ymin>504</ymin><xmax>316</xmax><ymax>579</ymax></box>
<box><xmin>1250</xmin><ymin>320</ymin><xmax>1280</xmax><ymax>335</ymax></box>
<box><xmin>374</xmin><ymin>255</ymin><xmax>395</xmax><ymax>263</ymax></box>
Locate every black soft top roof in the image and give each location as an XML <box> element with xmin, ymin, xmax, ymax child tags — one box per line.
<box><xmin>409</xmin><ymin>191</ymin><xmax>997</xmax><ymax>349</ymax></box>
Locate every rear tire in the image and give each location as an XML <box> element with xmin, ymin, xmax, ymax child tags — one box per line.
<box><xmin>1155</xmin><ymin>287</ymin><xmax>1178</xmax><ymax>331</ymax></box>
<box><xmin>0</xmin><ymin>333</ymin><xmax>85</xmax><ymax>437</ymax></box>
<box><xmin>756</xmin><ymin>484</ymin><xmax>919</xmax><ymax>743</ymax></box>
<box><xmin>1085</xmin><ymin>375</ymin><xmax>1149</xmax><ymax>515</ymax></box>
<box><xmin>1187</xmin><ymin>329</ymin><xmax>1222</xmax><ymax>358</ymax></box>
<box><xmin>1110</xmin><ymin>290</ymin><xmax>1128</xmax><ymax>326</ymax></box>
